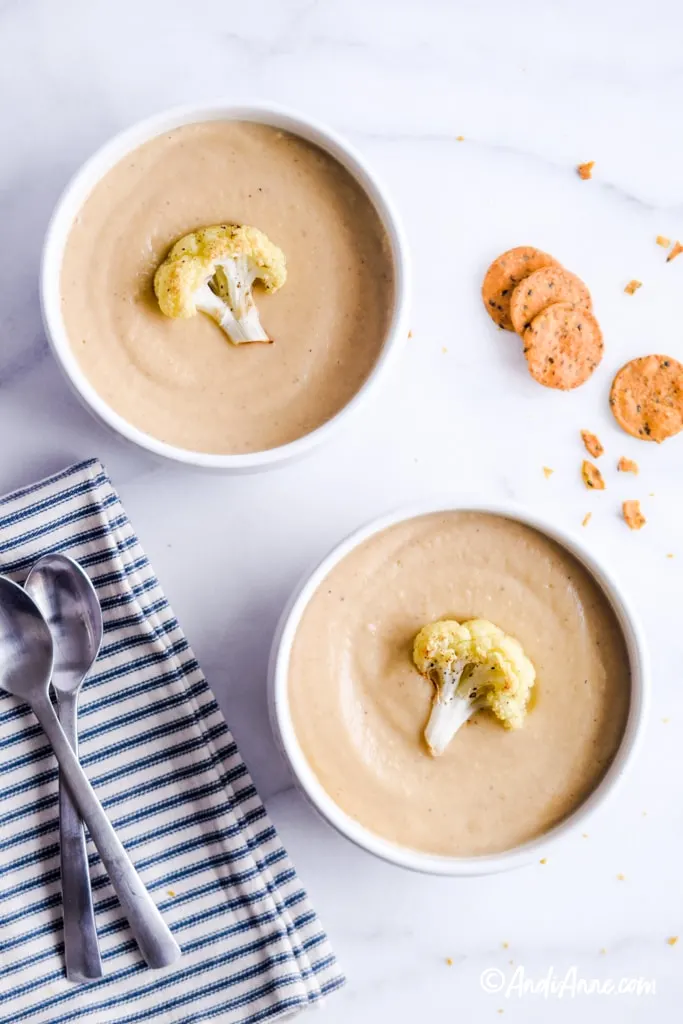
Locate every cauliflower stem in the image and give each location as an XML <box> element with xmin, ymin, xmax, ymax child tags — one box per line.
<box><xmin>154</xmin><ymin>225</ymin><xmax>287</xmax><ymax>345</ymax></box>
<box><xmin>413</xmin><ymin>619</ymin><xmax>536</xmax><ymax>757</ymax></box>
<box><xmin>423</xmin><ymin>661</ymin><xmax>485</xmax><ymax>755</ymax></box>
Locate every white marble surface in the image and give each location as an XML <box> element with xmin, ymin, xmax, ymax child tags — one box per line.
<box><xmin>2</xmin><ymin>0</ymin><xmax>683</xmax><ymax>1018</ymax></box>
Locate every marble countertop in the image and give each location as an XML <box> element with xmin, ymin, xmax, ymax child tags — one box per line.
<box><xmin>2</xmin><ymin>0</ymin><xmax>683</xmax><ymax>1019</ymax></box>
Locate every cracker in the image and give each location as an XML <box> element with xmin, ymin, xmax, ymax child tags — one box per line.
<box><xmin>624</xmin><ymin>280</ymin><xmax>642</xmax><ymax>295</ymax></box>
<box><xmin>623</xmin><ymin>500</ymin><xmax>646</xmax><ymax>530</ymax></box>
<box><xmin>667</xmin><ymin>241</ymin><xmax>683</xmax><ymax>262</ymax></box>
<box><xmin>581</xmin><ymin>430</ymin><xmax>604</xmax><ymax>458</ymax></box>
<box><xmin>482</xmin><ymin>247</ymin><xmax>561</xmax><ymax>331</ymax></box>
<box><xmin>510</xmin><ymin>267</ymin><xmax>592</xmax><ymax>334</ymax></box>
<box><xmin>617</xmin><ymin>457</ymin><xmax>639</xmax><ymax>474</ymax></box>
<box><xmin>582</xmin><ymin>461</ymin><xmax>605</xmax><ymax>490</ymax></box>
<box><xmin>523</xmin><ymin>303</ymin><xmax>604</xmax><ymax>391</ymax></box>
<box><xmin>610</xmin><ymin>355</ymin><xmax>683</xmax><ymax>442</ymax></box>
<box><xmin>577</xmin><ymin>161</ymin><xmax>595</xmax><ymax>180</ymax></box>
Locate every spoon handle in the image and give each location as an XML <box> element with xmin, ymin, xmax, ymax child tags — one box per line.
<box><xmin>32</xmin><ymin>695</ymin><xmax>182</xmax><ymax>970</ymax></box>
<box><xmin>57</xmin><ymin>692</ymin><xmax>103</xmax><ymax>983</ymax></box>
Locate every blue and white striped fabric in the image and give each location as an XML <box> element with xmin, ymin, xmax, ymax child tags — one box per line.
<box><xmin>0</xmin><ymin>458</ymin><xmax>344</xmax><ymax>1023</ymax></box>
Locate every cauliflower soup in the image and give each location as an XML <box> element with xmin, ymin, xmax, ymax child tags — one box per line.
<box><xmin>60</xmin><ymin>121</ymin><xmax>394</xmax><ymax>454</ymax></box>
<box><xmin>288</xmin><ymin>511</ymin><xmax>631</xmax><ymax>857</ymax></box>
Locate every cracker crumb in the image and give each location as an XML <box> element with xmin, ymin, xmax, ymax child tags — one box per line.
<box><xmin>642</xmin><ymin>811</ymin><xmax>648</xmax><ymax>817</ymax></box>
<box><xmin>667</xmin><ymin>241</ymin><xmax>683</xmax><ymax>262</ymax></box>
<box><xmin>581</xmin><ymin>430</ymin><xmax>604</xmax><ymax>458</ymax></box>
<box><xmin>582</xmin><ymin>833</ymin><xmax>589</xmax><ymax>838</ymax></box>
<box><xmin>456</xmin><ymin>135</ymin><xmax>465</xmax><ymax>142</ymax></box>
<box><xmin>582</xmin><ymin>513</ymin><xmax>592</xmax><ymax>527</ymax></box>
<box><xmin>408</xmin><ymin>330</ymin><xmax>413</xmax><ymax>339</ymax></box>
<box><xmin>617</xmin><ymin>873</ymin><xmax>626</xmax><ymax>881</ymax></box>
<box><xmin>582</xmin><ymin>460</ymin><xmax>605</xmax><ymax>490</ymax></box>
<box><xmin>657</xmin><ymin>235</ymin><xmax>671</xmax><ymax>248</ymax></box>
<box><xmin>542</xmin><ymin>466</ymin><xmax>554</xmax><ymax>479</ymax></box>
<box><xmin>167</xmin><ymin>889</ymin><xmax>176</xmax><ymax>897</ymax></box>
<box><xmin>623</xmin><ymin>500</ymin><xmax>646</xmax><ymax>530</ymax></box>
<box><xmin>539</xmin><ymin>858</ymin><xmax>547</xmax><ymax>865</ymax></box>
<box><xmin>445</xmin><ymin>957</ymin><xmax>453</xmax><ymax>966</ymax></box>
<box><xmin>667</xmin><ymin>553</ymin><xmax>674</xmax><ymax>559</ymax></box>
<box><xmin>617</xmin><ymin>456</ymin><xmax>639</xmax><ymax>474</ymax></box>
<box><xmin>502</xmin><ymin>941</ymin><xmax>509</xmax><ymax>949</ymax></box>
<box><xmin>662</xmin><ymin>717</ymin><xmax>670</xmax><ymax>723</ymax></box>
<box><xmin>624</xmin><ymin>279</ymin><xmax>642</xmax><ymax>295</ymax></box>
<box><xmin>667</xmin><ymin>936</ymin><xmax>679</xmax><ymax>947</ymax></box>
<box><xmin>600</xmin><ymin>947</ymin><xmax>607</xmax><ymax>955</ymax></box>
<box><xmin>577</xmin><ymin>161</ymin><xmax>595</xmax><ymax>180</ymax></box>
<box><xmin>442</xmin><ymin>346</ymin><xmax>448</xmax><ymax>354</ymax></box>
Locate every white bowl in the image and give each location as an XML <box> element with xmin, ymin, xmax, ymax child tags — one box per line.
<box><xmin>40</xmin><ymin>102</ymin><xmax>410</xmax><ymax>471</ymax></box>
<box><xmin>268</xmin><ymin>499</ymin><xmax>649</xmax><ymax>876</ymax></box>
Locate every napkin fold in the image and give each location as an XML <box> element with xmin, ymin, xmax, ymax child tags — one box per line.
<box><xmin>0</xmin><ymin>459</ymin><xmax>344</xmax><ymax>1023</ymax></box>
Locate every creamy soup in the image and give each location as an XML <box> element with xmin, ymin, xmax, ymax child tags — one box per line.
<box><xmin>288</xmin><ymin>512</ymin><xmax>631</xmax><ymax>857</ymax></box>
<box><xmin>60</xmin><ymin>121</ymin><xmax>394</xmax><ymax>454</ymax></box>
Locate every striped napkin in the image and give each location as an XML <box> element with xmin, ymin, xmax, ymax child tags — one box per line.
<box><xmin>0</xmin><ymin>458</ymin><xmax>344</xmax><ymax>1023</ymax></box>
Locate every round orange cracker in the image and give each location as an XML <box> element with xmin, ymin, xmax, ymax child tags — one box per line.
<box><xmin>522</xmin><ymin>302</ymin><xmax>603</xmax><ymax>390</ymax></box>
<box><xmin>482</xmin><ymin>247</ymin><xmax>561</xmax><ymax>331</ymax></box>
<box><xmin>610</xmin><ymin>355</ymin><xmax>683</xmax><ymax>442</ymax></box>
<box><xmin>510</xmin><ymin>266</ymin><xmax>592</xmax><ymax>335</ymax></box>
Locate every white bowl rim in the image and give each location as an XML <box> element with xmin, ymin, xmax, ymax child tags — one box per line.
<box><xmin>40</xmin><ymin>101</ymin><xmax>411</xmax><ymax>470</ymax></box>
<box><xmin>268</xmin><ymin>498</ymin><xmax>650</xmax><ymax>876</ymax></box>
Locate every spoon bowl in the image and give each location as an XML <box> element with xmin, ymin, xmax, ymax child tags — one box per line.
<box><xmin>26</xmin><ymin>554</ymin><xmax>102</xmax><ymax>694</ymax></box>
<box><xmin>0</xmin><ymin>576</ymin><xmax>53</xmax><ymax>699</ymax></box>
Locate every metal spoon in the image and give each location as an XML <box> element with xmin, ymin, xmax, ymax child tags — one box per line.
<box><xmin>0</xmin><ymin>575</ymin><xmax>181</xmax><ymax>970</ymax></box>
<box><xmin>25</xmin><ymin>554</ymin><xmax>104</xmax><ymax>983</ymax></box>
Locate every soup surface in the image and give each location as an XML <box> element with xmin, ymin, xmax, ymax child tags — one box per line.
<box><xmin>288</xmin><ymin>512</ymin><xmax>631</xmax><ymax>856</ymax></box>
<box><xmin>61</xmin><ymin>121</ymin><xmax>394</xmax><ymax>453</ymax></box>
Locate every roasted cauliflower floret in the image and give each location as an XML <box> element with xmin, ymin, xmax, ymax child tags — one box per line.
<box><xmin>154</xmin><ymin>224</ymin><xmax>286</xmax><ymax>345</ymax></box>
<box><xmin>413</xmin><ymin>618</ymin><xmax>535</xmax><ymax>756</ymax></box>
